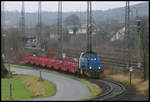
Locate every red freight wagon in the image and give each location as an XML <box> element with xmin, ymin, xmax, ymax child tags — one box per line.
<box><xmin>68</xmin><ymin>62</ymin><xmax>74</xmax><ymax>73</ymax></box>
<box><xmin>44</xmin><ymin>58</ymin><xmax>49</xmax><ymax>67</ymax></box>
<box><xmin>39</xmin><ymin>56</ymin><xmax>46</xmax><ymax>66</ymax></box>
<box><xmin>35</xmin><ymin>55</ymin><xmax>42</xmax><ymax>66</ymax></box>
<box><xmin>56</xmin><ymin>60</ymin><xmax>64</xmax><ymax>70</ymax></box>
<box><xmin>24</xmin><ymin>55</ymin><xmax>30</xmax><ymax>64</ymax></box>
<box><xmin>41</xmin><ymin>56</ymin><xmax>48</xmax><ymax>67</ymax></box>
<box><xmin>32</xmin><ymin>55</ymin><xmax>37</xmax><ymax>65</ymax></box>
<box><xmin>29</xmin><ymin>55</ymin><xmax>34</xmax><ymax>64</ymax></box>
<box><xmin>53</xmin><ymin>59</ymin><xmax>63</xmax><ymax>70</ymax></box>
<box><xmin>34</xmin><ymin>55</ymin><xmax>39</xmax><ymax>66</ymax></box>
<box><xmin>61</xmin><ymin>59</ymin><xmax>72</xmax><ymax>72</ymax></box>
<box><xmin>69</xmin><ymin>63</ymin><xmax>79</xmax><ymax>73</ymax></box>
<box><xmin>51</xmin><ymin>58</ymin><xmax>57</xmax><ymax>69</ymax></box>
<box><xmin>47</xmin><ymin>58</ymin><xmax>55</xmax><ymax>68</ymax></box>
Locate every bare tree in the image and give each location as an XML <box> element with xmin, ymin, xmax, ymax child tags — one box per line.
<box><xmin>6</xmin><ymin>28</ymin><xmax>24</xmax><ymax>62</ymax></box>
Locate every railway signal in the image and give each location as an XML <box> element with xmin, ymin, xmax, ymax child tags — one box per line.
<box><xmin>129</xmin><ymin>66</ymin><xmax>133</xmax><ymax>85</ymax></box>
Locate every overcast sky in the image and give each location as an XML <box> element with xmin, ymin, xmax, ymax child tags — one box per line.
<box><xmin>2</xmin><ymin>1</ymin><xmax>148</xmax><ymax>12</ymax></box>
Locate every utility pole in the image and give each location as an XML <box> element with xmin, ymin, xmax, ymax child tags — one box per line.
<box><xmin>38</xmin><ymin>1</ymin><xmax>42</xmax><ymax>49</ymax></box>
<box><xmin>57</xmin><ymin>1</ymin><xmax>63</xmax><ymax>58</ymax></box>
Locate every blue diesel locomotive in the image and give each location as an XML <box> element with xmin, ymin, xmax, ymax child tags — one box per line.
<box><xmin>79</xmin><ymin>51</ymin><xmax>104</xmax><ymax>78</ymax></box>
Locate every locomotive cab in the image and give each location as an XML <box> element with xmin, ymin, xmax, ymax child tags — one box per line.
<box><xmin>79</xmin><ymin>51</ymin><xmax>104</xmax><ymax>78</ymax></box>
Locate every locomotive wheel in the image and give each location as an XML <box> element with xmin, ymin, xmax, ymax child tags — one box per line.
<box><xmin>99</xmin><ymin>71</ymin><xmax>104</xmax><ymax>78</ymax></box>
<box><xmin>86</xmin><ymin>72</ymin><xmax>91</xmax><ymax>78</ymax></box>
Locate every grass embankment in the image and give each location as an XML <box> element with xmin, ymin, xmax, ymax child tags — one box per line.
<box><xmin>4</xmin><ymin>63</ymin><xmax>102</xmax><ymax>100</ymax></box>
<box><xmin>2</xmin><ymin>76</ymin><xmax>31</xmax><ymax>100</ymax></box>
<box><xmin>103</xmin><ymin>68</ymin><xmax>149</xmax><ymax>95</ymax></box>
<box><xmin>73</xmin><ymin>78</ymin><xmax>101</xmax><ymax>100</ymax></box>
<box><xmin>1</xmin><ymin>74</ymin><xmax>56</xmax><ymax>101</ymax></box>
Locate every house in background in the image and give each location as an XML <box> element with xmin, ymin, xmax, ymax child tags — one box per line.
<box><xmin>67</xmin><ymin>24</ymin><xmax>98</xmax><ymax>35</ymax></box>
<box><xmin>111</xmin><ymin>27</ymin><xmax>125</xmax><ymax>41</ymax></box>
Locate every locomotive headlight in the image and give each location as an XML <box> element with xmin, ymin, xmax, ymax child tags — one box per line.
<box><xmin>89</xmin><ymin>67</ymin><xmax>92</xmax><ymax>69</ymax></box>
<box><xmin>99</xmin><ymin>67</ymin><xmax>101</xmax><ymax>69</ymax></box>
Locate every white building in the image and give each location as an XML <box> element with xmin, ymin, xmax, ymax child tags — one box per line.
<box><xmin>68</xmin><ymin>24</ymin><xmax>98</xmax><ymax>35</ymax></box>
<box><xmin>111</xmin><ymin>27</ymin><xmax>125</xmax><ymax>41</ymax></box>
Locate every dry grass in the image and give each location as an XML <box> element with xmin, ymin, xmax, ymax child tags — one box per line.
<box><xmin>136</xmin><ymin>80</ymin><xmax>149</xmax><ymax>95</ymax></box>
<box><xmin>79</xmin><ymin>79</ymin><xmax>101</xmax><ymax>100</ymax></box>
<box><xmin>104</xmin><ymin>68</ymin><xmax>149</xmax><ymax>95</ymax></box>
<box><xmin>15</xmin><ymin>75</ymin><xmax>45</xmax><ymax>97</ymax></box>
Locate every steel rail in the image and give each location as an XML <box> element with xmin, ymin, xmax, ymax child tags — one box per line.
<box><xmin>87</xmin><ymin>78</ymin><xmax>126</xmax><ymax>101</ymax></box>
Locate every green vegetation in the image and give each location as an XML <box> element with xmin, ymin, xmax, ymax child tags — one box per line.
<box><xmin>43</xmin><ymin>80</ymin><xmax>56</xmax><ymax>97</ymax></box>
<box><xmin>17</xmin><ymin>74</ymin><xmax>56</xmax><ymax>98</ymax></box>
<box><xmin>1</xmin><ymin>77</ymin><xmax>31</xmax><ymax>100</ymax></box>
<box><xmin>4</xmin><ymin>63</ymin><xmax>102</xmax><ymax>100</ymax></box>
<box><xmin>1</xmin><ymin>57</ymin><xmax>8</xmax><ymax>78</ymax></box>
<box><xmin>1</xmin><ymin>74</ymin><xmax>56</xmax><ymax>101</ymax></box>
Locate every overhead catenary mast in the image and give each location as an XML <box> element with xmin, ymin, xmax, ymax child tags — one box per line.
<box><xmin>86</xmin><ymin>1</ymin><xmax>92</xmax><ymax>52</ymax></box>
<box><xmin>38</xmin><ymin>1</ymin><xmax>42</xmax><ymax>49</ymax></box>
<box><xmin>57</xmin><ymin>1</ymin><xmax>63</xmax><ymax>58</ymax></box>
<box><xmin>125</xmin><ymin>1</ymin><xmax>131</xmax><ymax>69</ymax></box>
<box><xmin>2</xmin><ymin>2</ymin><xmax>6</xmax><ymax>56</ymax></box>
<box><xmin>21</xmin><ymin>1</ymin><xmax>25</xmax><ymax>48</ymax></box>
<box><xmin>2</xmin><ymin>2</ymin><xmax>5</xmax><ymax>33</ymax></box>
<box><xmin>21</xmin><ymin>1</ymin><xmax>25</xmax><ymax>37</ymax></box>
<box><xmin>80</xmin><ymin>5</ymin><xmax>82</xmax><ymax>25</ymax></box>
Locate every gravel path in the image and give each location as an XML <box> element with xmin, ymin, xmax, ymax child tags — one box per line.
<box><xmin>9</xmin><ymin>67</ymin><xmax>90</xmax><ymax>101</ymax></box>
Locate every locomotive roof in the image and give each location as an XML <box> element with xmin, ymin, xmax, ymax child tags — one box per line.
<box><xmin>81</xmin><ymin>51</ymin><xmax>97</xmax><ymax>58</ymax></box>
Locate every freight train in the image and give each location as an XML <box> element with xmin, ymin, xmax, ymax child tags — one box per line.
<box><xmin>24</xmin><ymin>53</ymin><xmax>104</xmax><ymax>78</ymax></box>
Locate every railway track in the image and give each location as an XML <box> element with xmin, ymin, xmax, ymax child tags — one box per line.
<box><xmin>66</xmin><ymin>53</ymin><xmax>144</xmax><ymax>72</ymax></box>
<box><xmin>84</xmin><ymin>78</ymin><xmax>126</xmax><ymax>101</ymax></box>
